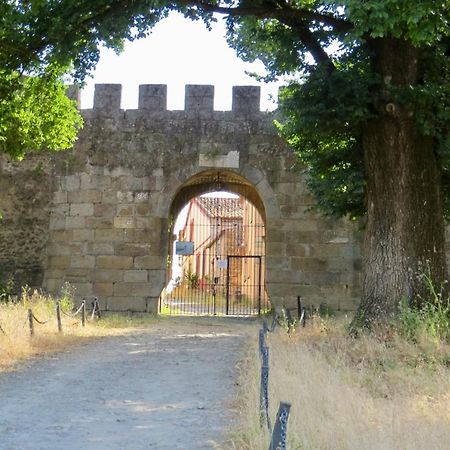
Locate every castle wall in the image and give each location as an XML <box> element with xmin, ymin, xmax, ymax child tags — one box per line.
<box><xmin>0</xmin><ymin>84</ymin><xmax>373</xmax><ymax>312</ymax></box>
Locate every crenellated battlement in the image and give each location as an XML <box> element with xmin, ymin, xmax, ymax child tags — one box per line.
<box><xmin>77</xmin><ymin>84</ymin><xmax>266</xmax><ymax>115</ymax></box>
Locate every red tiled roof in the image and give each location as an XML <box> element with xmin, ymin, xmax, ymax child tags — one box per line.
<box><xmin>196</xmin><ymin>197</ymin><xmax>243</xmax><ymax>219</ymax></box>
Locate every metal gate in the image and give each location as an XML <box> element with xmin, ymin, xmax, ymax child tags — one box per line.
<box><xmin>160</xmin><ymin>192</ymin><xmax>270</xmax><ymax>316</ymax></box>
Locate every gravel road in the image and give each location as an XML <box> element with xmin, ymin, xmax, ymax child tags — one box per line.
<box><xmin>0</xmin><ymin>318</ymin><xmax>256</xmax><ymax>450</ymax></box>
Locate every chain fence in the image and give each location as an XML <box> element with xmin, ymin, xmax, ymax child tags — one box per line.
<box><xmin>259</xmin><ymin>296</ymin><xmax>325</xmax><ymax>449</ymax></box>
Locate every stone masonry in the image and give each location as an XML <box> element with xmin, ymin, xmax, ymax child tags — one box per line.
<box><xmin>1</xmin><ymin>84</ymin><xmax>449</xmax><ymax>313</ymax></box>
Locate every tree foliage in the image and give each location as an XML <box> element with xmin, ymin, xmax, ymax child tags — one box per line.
<box><xmin>1</xmin><ymin>1</ymin><xmax>449</xmax><ymax>320</ymax></box>
<box><xmin>0</xmin><ymin>66</ymin><xmax>83</xmax><ymax>159</ymax></box>
<box><xmin>219</xmin><ymin>0</ymin><xmax>450</xmax><ymax>220</ymax></box>
<box><xmin>4</xmin><ymin>0</ymin><xmax>446</xmax><ymax>215</ymax></box>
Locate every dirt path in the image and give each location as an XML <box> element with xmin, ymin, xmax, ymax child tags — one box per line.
<box><xmin>0</xmin><ymin>318</ymin><xmax>256</xmax><ymax>450</ymax></box>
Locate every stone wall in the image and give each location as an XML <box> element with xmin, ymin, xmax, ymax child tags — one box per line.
<box><xmin>4</xmin><ymin>83</ymin><xmax>443</xmax><ymax>313</ymax></box>
<box><xmin>0</xmin><ymin>157</ymin><xmax>52</xmax><ymax>289</ymax></box>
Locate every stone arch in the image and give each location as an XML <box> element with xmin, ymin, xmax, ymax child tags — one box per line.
<box><xmin>158</xmin><ymin>167</ymin><xmax>281</xmax><ymax>314</ymax></box>
<box><xmin>156</xmin><ymin>164</ymin><xmax>280</xmax><ymax>221</ymax></box>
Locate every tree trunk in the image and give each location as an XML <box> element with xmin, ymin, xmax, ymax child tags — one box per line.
<box><xmin>356</xmin><ymin>38</ymin><xmax>449</xmax><ymax>326</ymax></box>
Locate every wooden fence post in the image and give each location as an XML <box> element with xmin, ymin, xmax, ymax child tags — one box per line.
<box><xmin>297</xmin><ymin>296</ymin><xmax>302</xmax><ymax>319</ymax></box>
<box><xmin>28</xmin><ymin>309</ymin><xmax>34</xmax><ymax>336</ymax></box>
<box><xmin>81</xmin><ymin>300</ymin><xmax>86</xmax><ymax>327</ymax></box>
<box><xmin>56</xmin><ymin>301</ymin><xmax>62</xmax><ymax>333</ymax></box>
<box><xmin>95</xmin><ymin>297</ymin><xmax>101</xmax><ymax>319</ymax></box>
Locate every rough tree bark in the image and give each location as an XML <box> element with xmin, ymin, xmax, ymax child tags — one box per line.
<box><xmin>357</xmin><ymin>38</ymin><xmax>449</xmax><ymax>326</ymax></box>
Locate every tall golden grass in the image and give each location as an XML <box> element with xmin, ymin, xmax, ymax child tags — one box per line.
<box><xmin>229</xmin><ymin>316</ymin><xmax>450</xmax><ymax>449</ymax></box>
<box><xmin>0</xmin><ymin>288</ymin><xmax>155</xmax><ymax>372</ymax></box>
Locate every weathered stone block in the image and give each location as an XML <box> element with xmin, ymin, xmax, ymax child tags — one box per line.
<box><xmin>93</xmin><ymin>282</ymin><xmax>114</xmax><ymax>296</ymax></box>
<box><xmin>146</xmin><ymin>297</ymin><xmax>159</xmax><ymax>314</ymax></box>
<box><xmin>49</xmin><ymin>215</ymin><xmax>66</xmax><ymax>230</ymax></box>
<box><xmin>115</xmin><ymin>243</ymin><xmax>150</xmax><ymax>257</ymax></box>
<box><xmin>116</xmin><ymin>204</ymin><xmax>134</xmax><ymax>216</ymax></box>
<box><xmin>80</xmin><ymin>174</ymin><xmax>113</xmax><ymax>190</ymax></box>
<box><xmin>134</xmin><ymin>256</ymin><xmax>164</xmax><ymax>270</ymax></box>
<box><xmin>102</xmin><ymin>189</ymin><xmax>118</xmax><ymax>204</ymax></box>
<box><xmin>72</xmin><ymin>229</ymin><xmax>95</xmax><ymax>241</ymax></box>
<box><xmin>135</xmin><ymin>216</ymin><xmax>156</xmax><ymax>232</ymax></box>
<box><xmin>51</xmin><ymin>203</ymin><xmax>70</xmax><ymax>215</ymax></box>
<box><xmin>61</xmin><ymin>175</ymin><xmax>80</xmax><ymax>192</ymax></box>
<box><xmin>86</xmin><ymin>217</ymin><xmax>114</xmax><ymax>229</ymax></box>
<box><xmin>70</xmin><ymin>282</ymin><xmax>93</xmax><ymax>296</ymax></box>
<box><xmin>290</xmin><ymin>257</ymin><xmax>328</xmax><ymax>272</ymax></box>
<box><xmin>65</xmin><ymin>216</ymin><xmax>86</xmax><ymax>229</ymax></box>
<box><xmin>94</xmin><ymin>229</ymin><xmax>124</xmax><ymax>242</ymax></box>
<box><xmin>45</xmin><ymin>278</ymin><xmax>64</xmax><ymax>293</ymax></box>
<box><xmin>138</xmin><ymin>84</ymin><xmax>167</xmax><ymax>111</ymax></box>
<box><xmin>185</xmin><ymin>85</ymin><xmax>214</xmax><ymax>112</ymax></box>
<box><xmin>91</xmin><ymin>269</ymin><xmax>123</xmax><ymax>282</ymax></box>
<box><xmin>106</xmin><ymin>296</ymin><xmax>147</xmax><ymax>312</ymax></box>
<box><xmin>308</xmin><ymin>243</ymin><xmax>341</xmax><ymax>258</ymax></box>
<box><xmin>286</xmin><ymin>230</ymin><xmax>323</xmax><ymax>244</ymax></box>
<box><xmin>136</xmin><ymin>203</ymin><xmax>152</xmax><ymax>216</ymax></box>
<box><xmin>148</xmin><ymin>270</ymin><xmax>165</xmax><ymax>289</ymax></box>
<box><xmin>268</xmin><ymin>268</ymin><xmax>301</xmax><ymax>284</ymax></box>
<box><xmin>111</xmin><ymin>283</ymin><xmax>129</xmax><ymax>297</ymax></box>
<box><xmin>71</xmin><ymin>255</ymin><xmax>95</xmax><ymax>269</ymax></box>
<box><xmin>266</xmin><ymin>242</ymin><xmax>286</xmax><ymax>257</ymax></box>
<box><xmin>266</xmin><ymin>256</ymin><xmax>289</xmax><ymax>270</ymax></box>
<box><xmin>96</xmin><ymin>256</ymin><xmax>133</xmax><ymax>270</ymax></box>
<box><xmin>47</xmin><ymin>256</ymin><xmax>70</xmax><ymax>269</ymax></box>
<box><xmin>120</xmin><ymin>177</ymin><xmax>143</xmax><ymax>191</ymax></box>
<box><xmin>70</xmin><ymin>203</ymin><xmax>94</xmax><ymax>217</ymax></box>
<box><xmin>68</xmin><ymin>190</ymin><xmax>102</xmax><ymax>203</ymax></box>
<box><xmin>47</xmin><ymin>242</ymin><xmax>83</xmax><ymax>256</ymax></box>
<box><xmin>44</xmin><ymin>269</ymin><xmax>65</xmax><ymax>280</ymax></box>
<box><xmin>94</xmin><ymin>203</ymin><xmax>116</xmax><ymax>217</ymax></box>
<box><xmin>114</xmin><ymin>217</ymin><xmax>135</xmax><ymax>228</ymax></box>
<box><xmin>122</xmin><ymin>229</ymin><xmax>153</xmax><ymax>243</ymax></box>
<box><xmin>266</xmin><ymin>227</ymin><xmax>285</xmax><ymax>243</ymax></box>
<box><xmin>232</xmin><ymin>86</ymin><xmax>260</xmax><ymax>115</ymax></box>
<box><xmin>87</xmin><ymin>243</ymin><xmax>115</xmax><ymax>255</ymax></box>
<box><xmin>93</xmin><ymin>84</ymin><xmax>121</xmax><ymax>111</ymax></box>
<box><xmin>285</xmin><ymin>244</ymin><xmax>310</xmax><ymax>257</ymax></box>
<box><xmin>135</xmin><ymin>217</ymin><xmax>152</xmax><ymax>229</ymax></box>
<box><xmin>65</xmin><ymin>268</ymin><xmax>89</xmax><ymax>281</ymax></box>
<box><xmin>50</xmin><ymin>230</ymin><xmax>73</xmax><ymax>242</ymax></box>
<box><xmin>132</xmin><ymin>283</ymin><xmax>156</xmax><ymax>296</ymax></box>
<box><xmin>117</xmin><ymin>191</ymin><xmax>134</xmax><ymax>202</ymax></box>
<box><xmin>123</xmin><ymin>270</ymin><xmax>148</xmax><ymax>282</ymax></box>
<box><xmin>53</xmin><ymin>191</ymin><xmax>68</xmax><ymax>203</ymax></box>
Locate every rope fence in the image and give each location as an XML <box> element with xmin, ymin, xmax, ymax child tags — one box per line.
<box><xmin>19</xmin><ymin>297</ymin><xmax>101</xmax><ymax>337</ymax></box>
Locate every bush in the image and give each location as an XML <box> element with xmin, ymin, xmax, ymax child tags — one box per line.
<box><xmin>398</xmin><ymin>269</ymin><xmax>450</xmax><ymax>343</ymax></box>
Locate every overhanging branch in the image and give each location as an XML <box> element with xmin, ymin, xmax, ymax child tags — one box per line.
<box><xmin>175</xmin><ymin>0</ymin><xmax>353</xmax><ymax>34</ymax></box>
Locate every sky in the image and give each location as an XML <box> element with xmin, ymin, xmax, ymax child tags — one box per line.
<box><xmin>80</xmin><ymin>11</ymin><xmax>284</xmax><ymax>111</ymax></box>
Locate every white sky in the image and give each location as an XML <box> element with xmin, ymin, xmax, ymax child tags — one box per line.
<box><xmin>80</xmin><ymin>11</ymin><xmax>284</xmax><ymax>111</ymax></box>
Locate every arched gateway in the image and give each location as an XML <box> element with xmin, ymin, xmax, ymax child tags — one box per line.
<box><xmin>162</xmin><ymin>170</ymin><xmax>269</xmax><ymax>316</ymax></box>
<box><xmin>0</xmin><ymin>84</ymin><xmax>368</xmax><ymax>314</ymax></box>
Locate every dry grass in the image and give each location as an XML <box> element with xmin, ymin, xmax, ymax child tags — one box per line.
<box><xmin>229</xmin><ymin>315</ymin><xmax>450</xmax><ymax>449</ymax></box>
<box><xmin>0</xmin><ymin>289</ymin><xmax>157</xmax><ymax>372</ymax></box>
